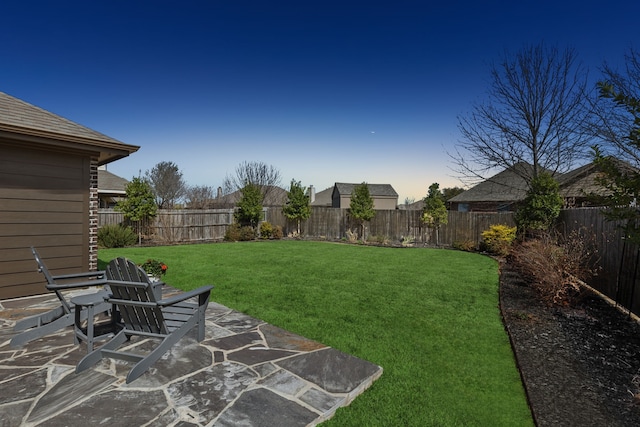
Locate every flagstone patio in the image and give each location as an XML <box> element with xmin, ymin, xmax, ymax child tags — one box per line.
<box><xmin>0</xmin><ymin>288</ymin><xmax>382</xmax><ymax>426</ymax></box>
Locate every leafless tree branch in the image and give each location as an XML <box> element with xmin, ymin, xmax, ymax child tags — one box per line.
<box><xmin>451</xmin><ymin>43</ymin><xmax>593</xmax><ymax>188</ymax></box>
<box><xmin>222</xmin><ymin>161</ymin><xmax>282</xmax><ymax>201</ymax></box>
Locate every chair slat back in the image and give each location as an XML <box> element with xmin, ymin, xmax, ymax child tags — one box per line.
<box><xmin>30</xmin><ymin>246</ymin><xmax>72</xmax><ymax>312</ymax></box>
<box><xmin>105</xmin><ymin>257</ymin><xmax>150</xmax><ymax>285</ymax></box>
<box><xmin>106</xmin><ymin>258</ymin><xmax>167</xmax><ymax>334</ymax></box>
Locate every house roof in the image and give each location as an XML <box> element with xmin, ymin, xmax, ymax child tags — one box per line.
<box><xmin>98</xmin><ymin>169</ymin><xmax>129</xmax><ymax>194</ymax></box>
<box><xmin>0</xmin><ymin>92</ymin><xmax>139</xmax><ymax>165</ymax></box>
<box><xmin>402</xmin><ymin>200</ymin><xmax>425</xmax><ymax>210</ymax></box>
<box><xmin>558</xmin><ymin>157</ymin><xmax>638</xmax><ymax>198</ymax></box>
<box><xmin>448</xmin><ymin>163</ymin><xmax>561</xmax><ymax>203</ymax></box>
<box><xmin>212</xmin><ymin>185</ymin><xmax>289</xmax><ymax>207</ymax></box>
<box><xmin>557</xmin><ymin>162</ymin><xmax>601</xmax><ymax>199</ymax></box>
<box><xmin>310</xmin><ymin>186</ymin><xmax>333</xmax><ymax>206</ymax></box>
<box><xmin>448</xmin><ymin>164</ymin><xmax>531</xmax><ymax>203</ymax></box>
<box><xmin>333</xmin><ymin>183</ymin><xmax>398</xmax><ymax>198</ymax></box>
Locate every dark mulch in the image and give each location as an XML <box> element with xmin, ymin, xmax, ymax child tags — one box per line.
<box><xmin>500</xmin><ymin>261</ymin><xmax>640</xmax><ymax>426</ymax></box>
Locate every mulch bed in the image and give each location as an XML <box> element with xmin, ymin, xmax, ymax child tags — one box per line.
<box><xmin>500</xmin><ymin>261</ymin><xmax>640</xmax><ymax>426</ymax></box>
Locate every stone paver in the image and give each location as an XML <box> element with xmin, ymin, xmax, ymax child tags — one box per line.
<box><xmin>0</xmin><ymin>289</ymin><xmax>383</xmax><ymax>426</ymax></box>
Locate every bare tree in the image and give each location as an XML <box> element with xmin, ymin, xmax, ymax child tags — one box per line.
<box><xmin>222</xmin><ymin>161</ymin><xmax>282</xmax><ymax>202</ymax></box>
<box><xmin>589</xmin><ymin>48</ymin><xmax>640</xmax><ymax>165</ymax></box>
<box><xmin>145</xmin><ymin>161</ymin><xmax>186</xmax><ymax>209</ymax></box>
<box><xmin>452</xmin><ymin>43</ymin><xmax>592</xmax><ymax>187</ymax></box>
<box><xmin>185</xmin><ymin>185</ymin><xmax>214</xmax><ymax>209</ymax></box>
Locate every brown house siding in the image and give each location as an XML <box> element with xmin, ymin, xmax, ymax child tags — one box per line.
<box><xmin>0</xmin><ymin>143</ymin><xmax>90</xmax><ymax>298</ymax></box>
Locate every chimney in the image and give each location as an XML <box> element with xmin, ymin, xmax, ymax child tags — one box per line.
<box><xmin>217</xmin><ymin>186</ymin><xmax>223</xmax><ymax>199</ymax></box>
<box><xmin>309</xmin><ymin>185</ymin><xmax>316</xmax><ymax>203</ymax></box>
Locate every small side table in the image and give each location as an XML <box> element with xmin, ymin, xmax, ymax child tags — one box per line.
<box><xmin>71</xmin><ymin>290</ymin><xmax>115</xmax><ymax>353</ymax></box>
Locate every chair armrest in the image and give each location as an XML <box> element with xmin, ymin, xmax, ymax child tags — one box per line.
<box><xmin>107</xmin><ymin>299</ymin><xmax>156</xmax><ymax>308</ymax></box>
<box><xmin>46</xmin><ymin>277</ymin><xmax>108</xmax><ymax>291</ymax></box>
<box><xmin>158</xmin><ymin>285</ymin><xmax>213</xmax><ymax>306</ymax></box>
<box><xmin>104</xmin><ymin>280</ymin><xmax>150</xmax><ymax>289</ymax></box>
<box><xmin>51</xmin><ymin>270</ymin><xmax>106</xmax><ymax>281</ymax></box>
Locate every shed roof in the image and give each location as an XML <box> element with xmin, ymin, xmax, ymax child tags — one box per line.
<box><xmin>0</xmin><ymin>91</ymin><xmax>139</xmax><ymax>164</ymax></box>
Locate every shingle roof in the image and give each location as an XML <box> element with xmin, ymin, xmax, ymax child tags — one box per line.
<box><xmin>310</xmin><ymin>186</ymin><xmax>333</xmax><ymax>206</ymax></box>
<box><xmin>333</xmin><ymin>183</ymin><xmax>398</xmax><ymax>197</ymax></box>
<box><xmin>98</xmin><ymin>169</ymin><xmax>129</xmax><ymax>193</ymax></box>
<box><xmin>558</xmin><ymin>158</ymin><xmax>638</xmax><ymax>198</ymax></box>
<box><xmin>0</xmin><ymin>91</ymin><xmax>139</xmax><ymax>164</ymax></box>
<box><xmin>212</xmin><ymin>185</ymin><xmax>289</xmax><ymax>207</ymax></box>
<box><xmin>448</xmin><ymin>164</ymin><xmax>529</xmax><ymax>203</ymax></box>
<box><xmin>448</xmin><ymin>163</ymin><xmax>559</xmax><ymax>203</ymax></box>
<box><xmin>448</xmin><ymin>159</ymin><xmax>639</xmax><ymax>206</ymax></box>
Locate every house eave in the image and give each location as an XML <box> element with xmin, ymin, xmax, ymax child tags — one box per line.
<box><xmin>0</xmin><ymin>127</ymin><xmax>139</xmax><ymax>165</ymax></box>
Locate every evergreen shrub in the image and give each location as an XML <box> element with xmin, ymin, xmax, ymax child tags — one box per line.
<box><xmin>453</xmin><ymin>240</ymin><xmax>477</xmax><ymax>252</ymax></box>
<box><xmin>224</xmin><ymin>223</ymin><xmax>256</xmax><ymax>241</ymax></box>
<box><xmin>260</xmin><ymin>221</ymin><xmax>273</xmax><ymax>239</ymax></box>
<box><xmin>480</xmin><ymin>224</ymin><xmax>517</xmax><ymax>256</ymax></box>
<box><xmin>272</xmin><ymin>225</ymin><xmax>283</xmax><ymax>240</ymax></box>
<box><xmin>98</xmin><ymin>224</ymin><xmax>137</xmax><ymax>248</ymax></box>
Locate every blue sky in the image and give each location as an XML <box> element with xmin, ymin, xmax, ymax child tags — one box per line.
<box><xmin>1</xmin><ymin>1</ymin><xmax>638</xmax><ymax>202</ymax></box>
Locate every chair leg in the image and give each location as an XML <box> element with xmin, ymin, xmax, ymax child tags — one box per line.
<box><xmin>196</xmin><ymin>307</ymin><xmax>206</xmax><ymax>341</ymax></box>
<box><xmin>126</xmin><ymin>319</ymin><xmax>196</xmax><ymax>383</ymax></box>
<box><xmin>76</xmin><ymin>330</ymin><xmax>128</xmax><ymax>373</ymax></box>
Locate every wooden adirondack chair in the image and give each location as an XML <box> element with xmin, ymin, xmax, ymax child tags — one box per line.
<box><xmin>10</xmin><ymin>247</ymin><xmax>110</xmax><ymax>348</ymax></box>
<box><xmin>104</xmin><ymin>256</ymin><xmax>164</xmax><ymax>300</ymax></box>
<box><xmin>76</xmin><ymin>257</ymin><xmax>213</xmax><ymax>383</ymax></box>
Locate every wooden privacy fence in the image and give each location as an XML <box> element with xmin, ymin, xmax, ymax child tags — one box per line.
<box><xmin>268</xmin><ymin>207</ymin><xmax>516</xmax><ymax>245</ymax></box>
<box><xmin>99</xmin><ymin>207</ymin><xmax>640</xmax><ymax>315</ymax></box>
<box><xmin>99</xmin><ymin>208</ymin><xmax>516</xmax><ymax>246</ymax></box>
<box><xmin>99</xmin><ymin>209</ymin><xmax>235</xmax><ymax>243</ymax></box>
<box><xmin>558</xmin><ymin>208</ymin><xmax>640</xmax><ymax>316</ymax></box>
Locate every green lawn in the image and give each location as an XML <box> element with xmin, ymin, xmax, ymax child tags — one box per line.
<box><xmin>99</xmin><ymin>241</ymin><xmax>533</xmax><ymax>426</ymax></box>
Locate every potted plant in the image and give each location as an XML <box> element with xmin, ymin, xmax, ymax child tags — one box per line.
<box><xmin>139</xmin><ymin>259</ymin><xmax>168</xmax><ymax>282</ymax></box>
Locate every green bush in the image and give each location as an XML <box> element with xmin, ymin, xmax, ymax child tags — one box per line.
<box><xmin>259</xmin><ymin>221</ymin><xmax>273</xmax><ymax>239</ymax></box>
<box><xmin>224</xmin><ymin>223</ymin><xmax>241</xmax><ymax>242</ymax></box>
<box><xmin>239</xmin><ymin>226</ymin><xmax>256</xmax><ymax>241</ymax></box>
<box><xmin>224</xmin><ymin>223</ymin><xmax>256</xmax><ymax>241</ymax></box>
<box><xmin>480</xmin><ymin>224</ymin><xmax>517</xmax><ymax>256</ymax></box>
<box><xmin>272</xmin><ymin>225</ymin><xmax>283</xmax><ymax>240</ymax></box>
<box><xmin>453</xmin><ymin>240</ymin><xmax>477</xmax><ymax>252</ymax></box>
<box><xmin>514</xmin><ymin>172</ymin><xmax>563</xmax><ymax>234</ymax></box>
<box><xmin>98</xmin><ymin>224</ymin><xmax>137</xmax><ymax>248</ymax></box>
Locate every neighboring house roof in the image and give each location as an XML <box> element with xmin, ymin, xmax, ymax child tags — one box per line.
<box><xmin>403</xmin><ymin>200</ymin><xmax>425</xmax><ymax>210</ymax></box>
<box><xmin>0</xmin><ymin>91</ymin><xmax>139</xmax><ymax>164</ymax></box>
<box><xmin>557</xmin><ymin>162</ymin><xmax>601</xmax><ymax>199</ymax></box>
<box><xmin>212</xmin><ymin>185</ymin><xmax>288</xmax><ymax>207</ymax></box>
<box><xmin>448</xmin><ymin>159</ymin><xmax>640</xmax><ymax>209</ymax></box>
<box><xmin>310</xmin><ymin>186</ymin><xmax>333</xmax><ymax>206</ymax></box>
<box><xmin>332</xmin><ymin>182</ymin><xmax>399</xmax><ymax>198</ymax></box>
<box><xmin>448</xmin><ymin>163</ymin><xmax>559</xmax><ymax>204</ymax></box>
<box><xmin>558</xmin><ymin>158</ymin><xmax>638</xmax><ymax>199</ymax></box>
<box><xmin>448</xmin><ymin>165</ymin><xmax>529</xmax><ymax>204</ymax></box>
<box><xmin>98</xmin><ymin>169</ymin><xmax>129</xmax><ymax>195</ymax></box>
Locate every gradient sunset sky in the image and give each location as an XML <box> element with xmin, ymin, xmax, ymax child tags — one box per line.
<box><xmin>1</xmin><ymin>1</ymin><xmax>638</xmax><ymax>201</ymax></box>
